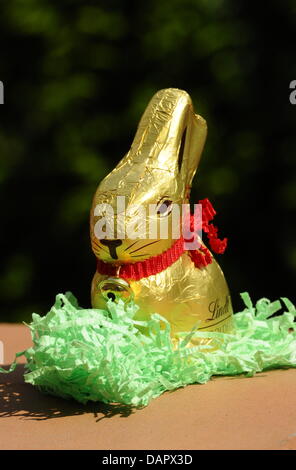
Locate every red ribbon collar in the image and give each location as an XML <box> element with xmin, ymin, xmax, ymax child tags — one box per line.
<box><xmin>96</xmin><ymin>199</ymin><xmax>227</xmax><ymax>281</ymax></box>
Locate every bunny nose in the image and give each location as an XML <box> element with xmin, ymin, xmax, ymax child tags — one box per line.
<box><xmin>98</xmin><ymin>278</ymin><xmax>134</xmax><ymax>304</ymax></box>
<box><xmin>100</xmin><ymin>239</ymin><xmax>122</xmax><ymax>259</ymax></box>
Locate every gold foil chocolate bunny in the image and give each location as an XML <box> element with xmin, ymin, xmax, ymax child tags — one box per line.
<box><xmin>90</xmin><ymin>88</ymin><xmax>233</xmax><ymax>346</ymax></box>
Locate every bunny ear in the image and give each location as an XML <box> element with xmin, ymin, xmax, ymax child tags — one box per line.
<box><xmin>178</xmin><ymin>111</ymin><xmax>207</xmax><ymax>193</ymax></box>
<box><xmin>96</xmin><ymin>89</ymin><xmax>207</xmax><ymax>204</ymax></box>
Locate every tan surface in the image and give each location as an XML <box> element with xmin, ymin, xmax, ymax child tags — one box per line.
<box><xmin>0</xmin><ymin>323</ymin><xmax>295</xmax><ymax>450</ymax></box>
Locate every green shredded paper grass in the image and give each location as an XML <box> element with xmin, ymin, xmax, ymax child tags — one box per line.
<box><xmin>2</xmin><ymin>292</ymin><xmax>296</xmax><ymax>407</ymax></box>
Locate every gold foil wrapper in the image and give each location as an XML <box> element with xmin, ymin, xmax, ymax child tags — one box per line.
<box><xmin>90</xmin><ymin>88</ymin><xmax>233</xmax><ymax>346</ymax></box>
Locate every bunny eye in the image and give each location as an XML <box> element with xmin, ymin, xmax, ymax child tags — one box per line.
<box><xmin>156</xmin><ymin>199</ymin><xmax>173</xmax><ymax>217</ymax></box>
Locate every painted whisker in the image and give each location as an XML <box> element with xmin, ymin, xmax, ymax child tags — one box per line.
<box><xmin>131</xmin><ymin>254</ymin><xmax>150</xmax><ymax>258</ymax></box>
<box><xmin>92</xmin><ymin>243</ymin><xmax>109</xmax><ymax>255</ymax></box>
<box><xmin>129</xmin><ymin>240</ymin><xmax>160</xmax><ymax>254</ymax></box>
<box><xmin>124</xmin><ymin>240</ymin><xmax>140</xmax><ymax>251</ymax></box>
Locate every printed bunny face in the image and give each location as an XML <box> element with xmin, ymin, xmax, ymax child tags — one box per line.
<box><xmin>90</xmin><ymin>88</ymin><xmax>207</xmax><ymax>264</ymax></box>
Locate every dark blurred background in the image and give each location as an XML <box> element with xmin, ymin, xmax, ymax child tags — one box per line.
<box><xmin>0</xmin><ymin>0</ymin><xmax>295</xmax><ymax>322</ymax></box>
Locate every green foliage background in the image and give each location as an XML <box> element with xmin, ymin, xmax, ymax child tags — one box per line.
<box><xmin>0</xmin><ymin>0</ymin><xmax>295</xmax><ymax>322</ymax></box>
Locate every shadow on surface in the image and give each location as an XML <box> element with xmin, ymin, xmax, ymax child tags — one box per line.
<box><xmin>0</xmin><ymin>365</ymin><xmax>137</xmax><ymax>421</ymax></box>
